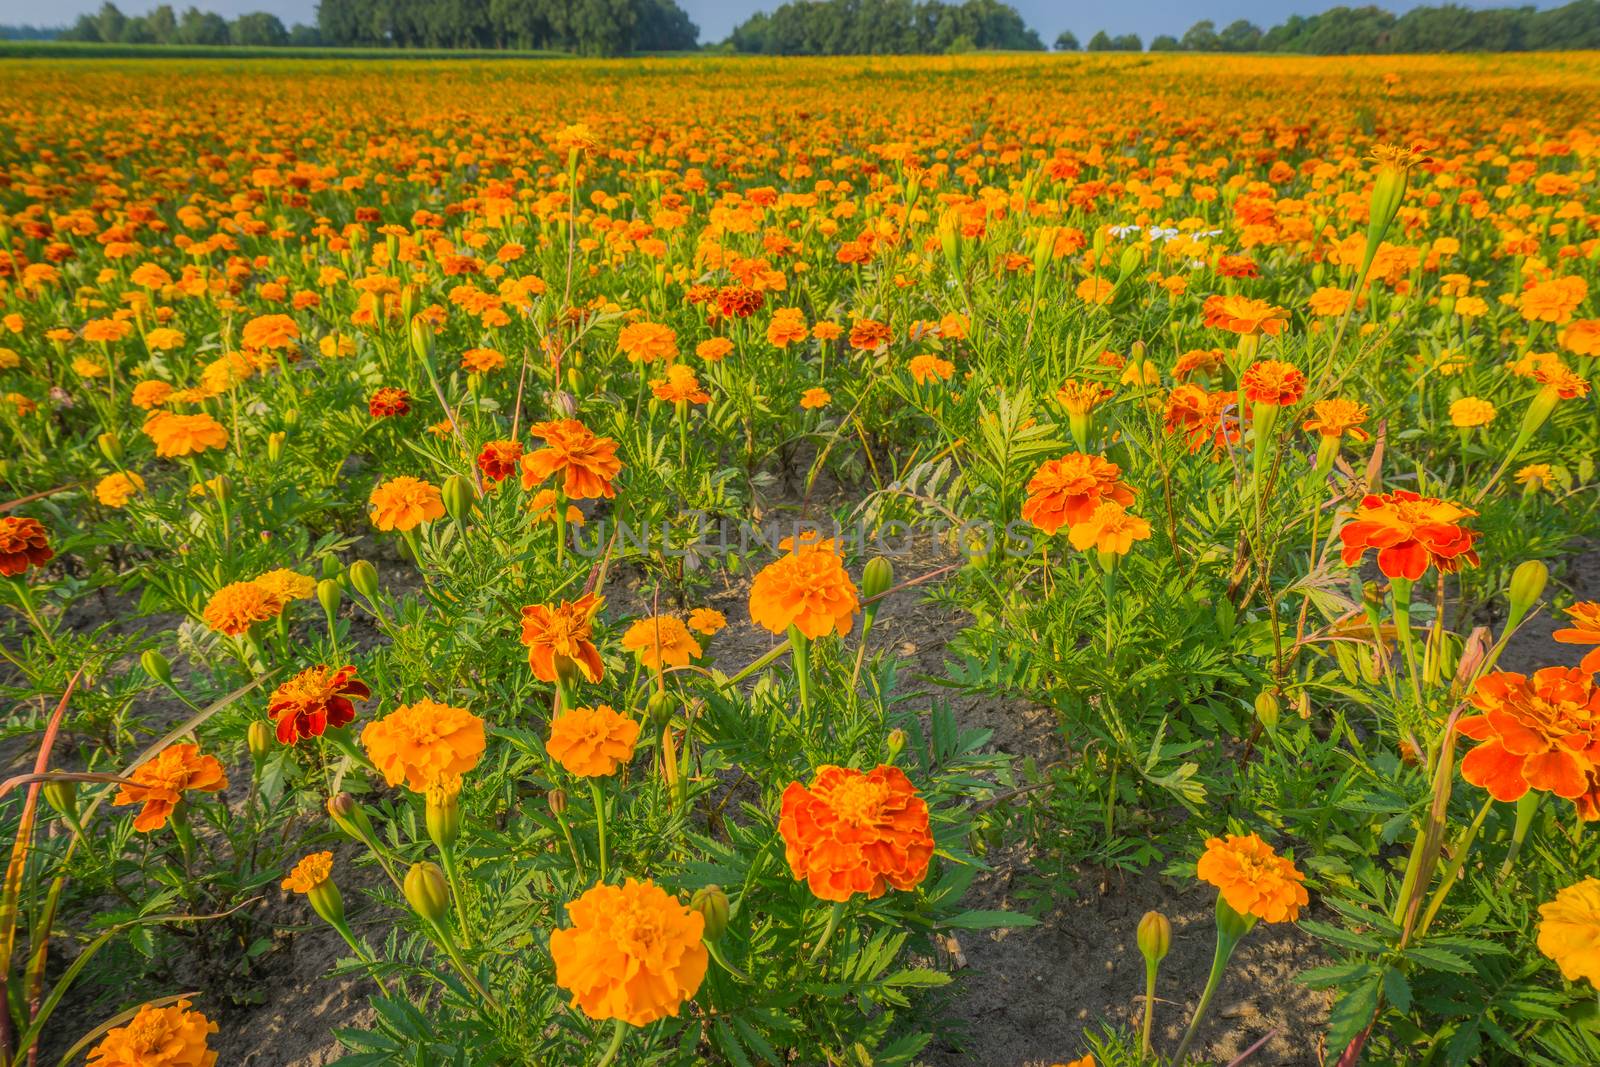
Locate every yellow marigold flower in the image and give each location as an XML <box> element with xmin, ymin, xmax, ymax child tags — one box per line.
<box><xmin>361</xmin><ymin>698</ymin><xmax>486</xmax><ymax>793</ymax></box>
<box><xmin>282</xmin><ymin>851</ymin><xmax>334</xmax><ymax>894</ymax></box>
<box><xmin>549</xmin><ymin>878</ymin><xmax>707</xmax><ymax>1025</ymax></box>
<box><xmin>254</xmin><ymin>568</ymin><xmax>315</xmax><ymax>602</ymax></box>
<box><xmin>1196</xmin><ymin>833</ymin><xmax>1308</xmax><ymax>924</ymax></box>
<box><xmin>1449</xmin><ymin>397</ymin><xmax>1495</xmax><ymax>428</ymax></box>
<box><xmin>687</xmin><ymin>607</ymin><xmax>726</xmax><ymax>635</ymax></box>
<box><xmin>621</xmin><ymin>615</ymin><xmax>702</xmax><ymax>669</ymax></box>
<box><xmin>1066</xmin><ymin>501</ymin><xmax>1151</xmax><ymax>557</ymax></box>
<box><xmin>71</xmin><ymin>356</ymin><xmax>107</xmax><ymax>378</ymax></box>
<box><xmin>368</xmin><ymin>476</ymin><xmax>445</xmax><ymax>531</ymax></box>
<box><xmin>86</xmin><ymin>997</ymin><xmax>217</xmax><ymax>1067</ymax></box>
<box><xmin>1302</xmin><ymin>398</ymin><xmax>1370</xmax><ymax>440</ymax></box>
<box><xmin>145</xmin><ymin>327</ymin><xmax>185</xmax><ymax>351</ymax></box>
<box><xmin>95</xmin><ymin>471</ymin><xmax>146</xmax><ymax>508</ymax></box>
<box><xmin>1538</xmin><ymin>878</ymin><xmax>1600</xmax><ymax>989</ymax></box>
<box><xmin>202</xmin><ymin>580</ymin><xmax>284</xmax><ymax>636</ymax></box>
<box><xmin>547</xmin><ymin>704</ymin><xmax>641</xmax><ymax>777</ymax></box>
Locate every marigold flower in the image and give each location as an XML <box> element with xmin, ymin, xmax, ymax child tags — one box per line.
<box><xmin>368</xmin><ymin>387</ymin><xmax>411</xmax><ymax>418</ymax></box>
<box><xmin>240</xmin><ymin>313</ymin><xmax>301</xmax><ymax>350</ymax></box>
<box><xmin>520</xmin><ymin>592</ymin><xmax>606</xmax><ymax>683</ymax></box>
<box><xmin>1458</xmin><ymin>667</ymin><xmax>1600</xmax><ymax>816</ymax></box>
<box><xmin>1538</xmin><ymin>878</ymin><xmax>1600</xmax><ymax>988</ymax></box>
<box><xmin>547</xmin><ymin>704</ymin><xmax>641</xmax><ymax>777</ymax></box>
<box><xmin>143</xmin><ymin>412</ymin><xmax>228</xmax><ymax>458</ymax></box>
<box><xmin>779</xmin><ymin>764</ymin><xmax>934</xmax><ymax>902</ymax></box>
<box><xmin>131</xmin><ymin>380</ymin><xmax>174</xmax><ymax>409</ymax></box>
<box><xmin>0</xmin><ymin>516</ymin><xmax>54</xmax><ymax>577</ymax></box>
<box><xmin>1301</xmin><ymin>398</ymin><xmax>1370</xmax><ymax>441</ymax></box>
<box><xmin>696</xmin><ymin>337</ymin><xmax>734</xmax><ymax>361</ymax></box>
<box><xmin>1067</xmin><ymin>501</ymin><xmax>1152</xmax><ymax>557</ymax></box>
<box><xmin>254</xmin><ymin>568</ymin><xmax>314</xmax><ymax>602</ymax></box>
<box><xmin>461</xmin><ymin>347</ymin><xmax>506</xmax><ymax>373</ymax></box>
<box><xmin>528</xmin><ymin>488</ymin><xmax>585</xmax><ymax>526</ymax></box>
<box><xmin>1560</xmin><ymin>320</ymin><xmax>1600</xmax><ymax>357</ymax></box>
<box><xmin>268</xmin><ymin>665</ymin><xmax>370</xmax><ymax>744</ymax></box>
<box><xmin>650</xmin><ymin>364</ymin><xmax>710</xmax><ymax>404</ymax></box>
<box><xmin>907</xmin><ymin>354</ymin><xmax>954</xmax><ymax>385</ymax></box>
<box><xmin>477</xmin><ymin>439</ymin><xmax>523</xmax><ymax>482</ymax></box>
<box><xmin>1554</xmin><ymin>602</ymin><xmax>1600</xmax><ymax>675</ymax></box>
<box><xmin>1164</xmin><ymin>384</ymin><xmax>1240</xmax><ymax>455</ymax></box>
<box><xmin>1338</xmin><ymin>490</ymin><xmax>1480</xmax><ymax>580</ymax></box>
<box><xmin>1240</xmin><ymin>359</ymin><xmax>1306</xmax><ymax>407</ymax></box>
<box><xmin>687</xmin><ymin>607</ymin><xmax>727</xmax><ymax>635</ymax></box>
<box><xmin>282</xmin><ymin>850</ymin><xmax>335</xmax><ymax>893</ymax></box>
<box><xmin>618</xmin><ymin>321</ymin><xmax>678</xmax><ymax>363</ymax></box>
<box><xmin>748</xmin><ymin>539</ymin><xmax>859</xmax><ymax>639</ymax></box>
<box><xmin>800</xmin><ymin>387</ymin><xmax>831</xmax><ymax>409</ymax></box>
<box><xmin>114</xmin><ymin>743</ymin><xmax>227</xmax><ymax>832</ymax></box>
<box><xmin>1449</xmin><ymin>397</ymin><xmax>1495</xmax><ymax>428</ymax></box>
<box><xmin>361</xmin><ymin>698</ymin><xmax>486</xmax><ymax>792</ymax></box>
<box><xmin>848</xmin><ymin>318</ymin><xmax>891</xmax><ymax>351</ymax></box>
<box><xmin>1202</xmin><ymin>294</ymin><xmax>1289</xmax><ymax>336</ymax></box>
<box><xmin>1020</xmin><ymin>453</ymin><xmax>1134</xmax><ymax>535</ymax></box>
<box><xmin>94</xmin><ymin>471</ymin><xmax>146</xmax><ymax>508</ymax></box>
<box><xmin>1196</xmin><ymin>833</ymin><xmax>1308</xmax><ymax>923</ymax></box>
<box><xmin>202</xmin><ymin>580</ymin><xmax>283</xmax><ymax>636</ymax></box>
<box><xmin>368</xmin><ymin>476</ymin><xmax>445</xmax><ymax>531</ymax></box>
<box><xmin>520</xmin><ymin>419</ymin><xmax>623</xmax><ymax>500</ymax></box>
<box><xmin>1519</xmin><ymin>276</ymin><xmax>1587</xmax><ymax>324</ymax></box>
<box><xmin>1056</xmin><ymin>380</ymin><xmax>1114</xmax><ymax>415</ymax></box>
<box><xmin>86</xmin><ymin>997</ymin><xmax>217</xmax><ymax>1067</ymax></box>
<box><xmin>621</xmin><ymin>615</ymin><xmax>702</xmax><ymax>668</ymax></box>
<box><xmin>82</xmin><ymin>317</ymin><xmax>134</xmax><ymax>343</ymax></box>
<box><xmin>1533</xmin><ymin>363</ymin><xmax>1591</xmax><ymax>400</ymax></box>
<box><xmin>1307</xmin><ymin>287</ymin><xmax>1354</xmax><ymax>316</ymax></box>
<box><xmin>549</xmin><ymin>878</ymin><xmax>707</xmax><ymax>1026</ymax></box>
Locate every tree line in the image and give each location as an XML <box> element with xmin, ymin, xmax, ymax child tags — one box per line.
<box><xmin>725</xmin><ymin>0</ymin><xmax>1042</xmax><ymax>53</ymax></box>
<box><xmin>1056</xmin><ymin>0</ymin><xmax>1600</xmax><ymax>54</ymax></box>
<box><xmin>54</xmin><ymin>0</ymin><xmax>699</xmax><ymax>54</ymax></box>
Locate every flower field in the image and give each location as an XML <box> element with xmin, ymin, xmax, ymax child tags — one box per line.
<box><xmin>1</xmin><ymin>50</ymin><xmax>1599</xmax><ymax>1066</ymax></box>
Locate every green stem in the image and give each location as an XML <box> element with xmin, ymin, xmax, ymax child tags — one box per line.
<box><xmin>589</xmin><ymin>778</ymin><xmax>608</xmax><ymax>883</ymax></box>
<box><xmin>1499</xmin><ymin>791</ymin><xmax>1539</xmax><ymax>881</ymax></box>
<box><xmin>329</xmin><ymin>917</ymin><xmax>392</xmax><ymax>997</ymax></box>
<box><xmin>593</xmin><ymin>1019</ymin><xmax>627</xmax><ymax>1067</ymax></box>
<box><xmin>706</xmin><ymin>938</ymin><xmax>751</xmax><ymax>983</ymax></box>
<box><xmin>807</xmin><ymin>901</ymin><xmax>845</xmax><ymax>964</ymax></box>
<box><xmin>439</xmin><ymin>847</ymin><xmax>474</xmax><ymax>948</ymax></box>
<box><xmin>1391</xmin><ymin>581</ymin><xmax>1423</xmax><ymax>708</ymax></box>
<box><xmin>1416</xmin><ymin>796</ymin><xmax>1495</xmax><ymax>939</ymax></box>
<box><xmin>1140</xmin><ymin>956</ymin><xmax>1158</xmax><ymax>1060</ymax></box>
<box><xmin>1171</xmin><ymin>925</ymin><xmax>1242</xmax><ymax>1066</ymax></box>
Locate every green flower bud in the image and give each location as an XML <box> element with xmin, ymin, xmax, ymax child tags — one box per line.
<box><xmin>442</xmin><ymin>474</ymin><xmax>475</xmax><ymax>525</ymax></box>
<box><xmin>547</xmin><ymin>787</ymin><xmax>568</xmax><ymax>817</ymax></box>
<box><xmin>404</xmin><ymin>861</ymin><xmax>450</xmax><ymax>925</ymax></box>
<box><xmin>690</xmin><ymin>885</ymin><xmax>730</xmax><ymax>942</ymax></box>
<box><xmin>316</xmin><ymin>578</ymin><xmax>342</xmax><ymax>622</ymax></box>
<box><xmin>140</xmin><ymin>649</ymin><xmax>173</xmax><ymax>686</ymax></box>
<box><xmin>320</xmin><ymin>555</ymin><xmax>342</xmax><ymax>581</ymax></box>
<box><xmin>647</xmin><ymin>689</ymin><xmax>675</xmax><ymax>730</ymax></box>
<box><xmin>97</xmin><ymin>431</ymin><xmax>122</xmax><ymax>464</ymax></box>
<box><xmin>327</xmin><ymin>792</ymin><xmax>375</xmax><ymax>842</ymax></box>
<box><xmin>266</xmin><ymin>430</ymin><xmax>286</xmax><ymax>465</ymax></box>
<box><xmin>426</xmin><ymin>785</ymin><xmax>461</xmax><ymax>851</ymax></box>
<box><xmin>42</xmin><ymin>780</ymin><xmax>77</xmax><ymax>823</ymax></box>
<box><xmin>1136</xmin><ymin>910</ymin><xmax>1171</xmax><ymax>965</ymax></box>
<box><xmin>348</xmin><ymin>560</ymin><xmax>379</xmax><ymax>601</ymax></box>
<box><xmin>861</xmin><ymin>556</ymin><xmax>894</xmax><ymax>603</ymax></box>
<box><xmin>886</xmin><ymin>728</ymin><xmax>907</xmax><ymax>763</ymax></box>
<box><xmin>408</xmin><ymin>314</ymin><xmax>433</xmax><ymax>363</ymax></box>
<box><xmin>247</xmin><ymin>720</ymin><xmax>274</xmax><ymax>762</ymax></box>
<box><xmin>1254</xmin><ymin>690</ymin><xmax>1281</xmax><ymax>733</ymax></box>
<box><xmin>308</xmin><ymin>879</ymin><xmax>345</xmax><ymax>927</ymax></box>
<box><xmin>1507</xmin><ymin>559</ymin><xmax>1549</xmax><ymax>630</ymax></box>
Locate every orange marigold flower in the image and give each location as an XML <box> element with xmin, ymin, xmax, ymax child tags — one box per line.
<box><xmin>766</xmin><ymin>309</ymin><xmax>809</xmax><ymax>348</ymax></box>
<box><xmin>143</xmin><ymin>412</ymin><xmax>228</xmax><ymax>458</ymax></box>
<box><xmin>907</xmin><ymin>354</ymin><xmax>955</xmax><ymax>385</ymax></box>
<box><xmin>360</xmin><ymin>698</ymin><xmax>486</xmax><ymax>792</ymax></box>
<box><xmin>800</xmin><ymin>387</ymin><xmax>831</xmax><ymax>409</ymax></box>
<box><xmin>202</xmin><ymin>580</ymin><xmax>283</xmax><ymax>636</ymax></box>
<box><xmin>1056</xmin><ymin>379</ymin><xmax>1114</xmax><ymax>415</ymax></box>
<box><xmin>1560</xmin><ymin>320</ymin><xmax>1600</xmax><ymax>358</ymax></box>
<box><xmin>1020</xmin><ymin>453</ymin><xmax>1134</xmax><ymax>536</ymax></box>
<box><xmin>687</xmin><ymin>607</ymin><xmax>727</xmax><ymax>635</ymax></box>
<box><xmin>1164</xmin><ymin>384</ymin><xmax>1240</xmax><ymax>455</ymax></box>
<box><xmin>1172</xmin><ymin>348</ymin><xmax>1225</xmax><ymax>381</ymax></box>
<box><xmin>1196</xmin><ymin>833</ymin><xmax>1308</xmax><ymax>923</ymax></box>
<box><xmin>95</xmin><ymin>471</ymin><xmax>146</xmax><ymax>508</ymax></box>
<box><xmin>1449</xmin><ymin>397</ymin><xmax>1495</xmax><ymax>428</ymax></box>
<box><xmin>528</xmin><ymin>488</ymin><xmax>585</xmax><ymax>526</ymax></box>
<box><xmin>621</xmin><ymin>615</ymin><xmax>702</xmax><ymax>669</ymax></box>
<box><xmin>477</xmin><ymin>439</ymin><xmax>524</xmax><ymax>482</ymax></box>
<box><xmin>1338</xmin><ymin>490</ymin><xmax>1480</xmax><ymax>581</ymax></box>
<box><xmin>1458</xmin><ymin>667</ymin><xmax>1600</xmax><ymax>816</ymax></box>
<box><xmin>1554</xmin><ymin>602</ymin><xmax>1600</xmax><ymax>675</ymax></box>
<box><xmin>1302</xmin><ymin>398</ymin><xmax>1370</xmax><ymax>441</ymax></box>
<box><xmin>1307</xmin><ymin>287</ymin><xmax>1354</xmax><ymax>316</ymax></box>
<box><xmin>618</xmin><ymin>321</ymin><xmax>679</xmax><ymax>363</ymax></box>
<box><xmin>1202</xmin><ymin>294</ymin><xmax>1289</xmax><ymax>336</ymax></box>
<box><xmin>0</xmin><ymin>516</ymin><xmax>53</xmax><ymax>577</ymax></box>
<box><xmin>86</xmin><ymin>997</ymin><xmax>217</xmax><ymax>1067</ymax></box>
<box><xmin>848</xmin><ymin>318</ymin><xmax>891</xmax><ymax>351</ymax></box>
<box><xmin>547</xmin><ymin>704</ymin><xmax>641</xmax><ymax>777</ymax></box>
<box><xmin>114</xmin><ymin>743</ymin><xmax>227</xmax><ymax>833</ymax></box>
<box><xmin>549</xmin><ymin>878</ymin><xmax>707</xmax><ymax>1026</ymax></box>
<box><xmin>1075</xmin><ymin>275</ymin><xmax>1114</xmax><ymax>304</ymax></box>
<box><xmin>131</xmin><ymin>380</ymin><xmax>174</xmax><ymax>409</ymax></box>
<box><xmin>811</xmin><ymin>322</ymin><xmax>843</xmax><ymax>342</ymax></box>
<box><xmin>1533</xmin><ymin>363</ymin><xmax>1591</xmax><ymax>400</ymax></box>
<box><xmin>748</xmin><ymin>539</ymin><xmax>859</xmax><ymax>639</ymax></box>
<box><xmin>1067</xmin><ymin>501</ymin><xmax>1152</xmax><ymax>557</ymax></box>
<box><xmin>696</xmin><ymin>337</ymin><xmax>734</xmax><ymax>361</ymax></box>
<box><xmin>461</xmin><ymin>347</ymin><xmax>506</xmax><ymax>373</ymax></box>
<box><xmin>240</xmin><ymin>313</ymin><xmax>301</xmax><ymax>351</ymax></box>
<box><xmin>650</xmin><ymin>364</ymin><xmax>710</xmax><ymax>404</ymax></box>
<box><xmin>1520</xmin><ymin>276</ymin><xmax>1587</xmax><ymax>325</ymax></box>
<box><xmin>1240</xmin><ymin>359</ymin><xmax>1306</xmax><ymax>407</ymax></box>
<box><xmin>254</xmin><ymin>568</ymin><xmax>314</xmax><ymax>602</ymax></box>
<box><xmin>281</xmin><ymin>851</ymin><xmax>334</xmax><ymax>894</ymax></box>
<box><xmin>520</xmin><ymin>592</ymin><xmax>606</xmax><ymax>684</ymax></box>
<box><xmin>268</xmin><ymin>665</ymin><xmax>370</xmax><ymax>744</ymax></box>
<box><xmin>82</xmin><ymin>317</ymin><xmax>134</xmax><ymax>343</ymax></box>
<box><xmin>1538</xmin><ymin>878</ymin><xmax>1600</xmax><ymax>988</ymax></box>
<box><xmin>519</xmin><ymin>419</ymin><xmax>623</xmax><ymax>500</ymax></box>
<box><xmin>368</xmin><ymin>476</ymin><xmax>445</xmax><ymax>532</ymax></box>
<box><xmin>779</xmin><ymin>764</ymin><xmax>934</xmax><ymax>902</ymax></box>
<box><xmin>368</xmin><ymin>386</ymin><xmax>411</xmax><ymax>418</ymax></box>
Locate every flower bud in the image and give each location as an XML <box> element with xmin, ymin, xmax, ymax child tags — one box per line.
<box><xmin>408</xmin><ymin>314</ymin><xmax>433</xmax><ymax>363</ymax></box>
<box><xmin>552</xmin><ymin>390</ymin><xmax>578</xmax><ymax>418</ymax></box>
<box><xmin>266</xmin><ymin>430</ymin><xmax>285</xmax><ymax>465</ymax></box>
<box><xmin>308</xmin><ymin>879</ymin><xmax>345</xmax><ymax>928</ymax></box>
<box><xmin>647</xmin><ymin>689</ymin><xmax>675</xmax><ymax>730</ymax></box>
<box><xmin>42</xmin><ymin>780</ymin><xmax>77</xmax><ymax>823</ymax></box>
<box><xmin>547</xmin><ymin>787</ymin><xmax>568</xmax><ymax>817</ymax></box>
<box><xmin>320</xmin><ymin>555</ymin><xmax>342</xmax><ymax>581</ymax></box>
<box><xmin>316</xmin><ymin>578</ymin><xmax>342</xmax><ymax>622</ymax></box>
<box><xmin>327</xmin><ymin>792</ymin><xmax>375</xmax><ymax>842</ymax></box>
<box><xmin>442</xmin><ymin>474</ymin><xmax>475</xmax><ymax>525</ymax></box>
<box><xmin>399</xmin><ymin>283</ymin><xmax>418</xmax><ymax>325</ymax></box>
<box><xmin>282</xmin><ymin>406</ymin><xmax>299</xmax><ymax>428</ymax></box>
<box><xmin>690</xmin><ymin>885</ymin><xmax>730</xmax><ymax>942</ymax></box>
<box><xmin>97</xmin><ymin>431</ymin><xmax>122</xmax><ymax>464</ymax></box>
<box><xmin>425</xmin><ymin>784</ymin><xmax>461</xmax><ymax>851</ymax></box>
<box><xmin>862</xmin><ymin>556</ymin><xmax>895</xmax><ymax>603</ymax></box>
<box><xmin>247</xmin><ymin>720</ymin><xmax>274</xmax><ymax>762</ymax></box>
<box><xmin>886</xmin><ymin>728</ymin><xmax>907</xmax><ymax>763</ymax></box>
<box><xmin>1136</xmin><ymin>910</ymin><xmax>1171</xmax><ymax>965</ymax></box>
<box><xmin>348</xmin><ymin>560</ymin><xmax>379</xmax><ymax>601</ymax></box>
<box><xmin>1507</xmin><ymin>560</ymin><xmax>1548</xmax><ymax>629</ymax></box>
<box><xmin>403</xmin><ymin>861</ymin><xmax>451</xmax><ymax>925</ymax></box>
<box><xmin>140</xmin><ymin>649</ymin><xmax>173</xmax><ymax>686</ymax></box>
<box><xmin>1254</xmin><ymin>690</ymin><xmax>1280</xmax><ymax>733</ymax></box>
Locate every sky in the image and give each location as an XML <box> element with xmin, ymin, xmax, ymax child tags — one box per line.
<box><xmin>1</xmin><ymin>0</ymin><xmax>1568</xmax><ymax>46</ymax></box>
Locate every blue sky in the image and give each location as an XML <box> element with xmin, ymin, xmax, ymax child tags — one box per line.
<box><xmin>1</xmin><ymin>0</ymin><xmax>1568</xmax><ymax>45</ymax></box>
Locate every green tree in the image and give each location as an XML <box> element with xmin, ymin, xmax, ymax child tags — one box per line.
<box><xmin>1181</xmin><ymin>19</ymin><xmax>1218</xmax><ymax>50</ymax></box>
<box><xmin>229</xmin><ymin>11</ymin><xmax>289</xmax><ymax>45</ymax></box>
<box><xmin>178</xmin><ymin>6</ymin><xmax>229</xmax><ymax>43</ymax></box>
<box><xmin>1053</xmin><ymin>29</ymin><xmax>1079</xmax><ymax>50</ymax></box>
<box><xmin>1149</xmin><ymin>33</ymin><xmax>1178</xmax><ymax>50</ymax></box>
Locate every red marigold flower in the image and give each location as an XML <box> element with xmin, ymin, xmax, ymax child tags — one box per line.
<box><xmin>268</xmin><ymin>665</ymin><xmax>370</xmax><ymax>744</ymax></box>
<box><xmin>1338</xmin><ymin>490</ymin><xmax>1480</xmax><ymax>581</ymax></box>
<box><xmin>1240</xmin><ymin>359</ymin><xmax>1306</xmax><ymax>407</ymax></box>
<box><xmin>1020</xmin><ymin>453</ymin><xmax>1135</xmax><ymax>535</ymax></box>
<box><xmin>368</xmin><ymin>386</ymin><xmax>411</xmax><ymax>418</ymax></box>
<box><xmin>477</xmin><ymin>439</ymin><xmax>524</xmax><ymax>483</ymax></box>
<box><xmin>779</xmin><ymin>764</ymin><xmax>934</xmax><ymax>902</ymax></box>
<box><xmin>1458</xmin><ymin>667</ymin><xmax>1600</xmax><ymax>817</ymax></box>
<box><xmin>0</xmin><ymin>516</ymin><xmax>53</xmax><ymax>577</ymax></box>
